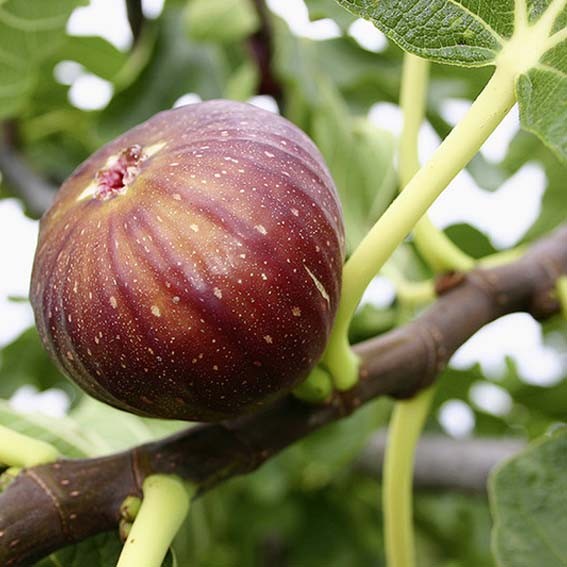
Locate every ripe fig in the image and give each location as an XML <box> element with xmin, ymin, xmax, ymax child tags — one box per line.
<box><xmin>30</xmin><ymin>100</ymin><xmax>345</xmax><ymax>421</ymax></box>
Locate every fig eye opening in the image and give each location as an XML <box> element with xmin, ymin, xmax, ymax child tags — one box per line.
<box><xmin>94</xmin><ymin>144</ymin><xmax>145</xmax><ymax>200</ymax></box>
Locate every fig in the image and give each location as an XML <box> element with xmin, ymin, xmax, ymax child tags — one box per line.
<box><xmin>30</xmin><ymin>100</ymin><xmax>345</xmax><ymax>421</ymax></box>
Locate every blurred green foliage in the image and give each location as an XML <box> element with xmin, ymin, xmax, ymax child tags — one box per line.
<box><xmin>0</xmin><ymin>0</ymin><xmax>565</xmax><ymax>565</ymax></box>
<box><xmin>490</xmin><ymin>427</ymin><xmax>567</xmax><ymax>567</ymax></box>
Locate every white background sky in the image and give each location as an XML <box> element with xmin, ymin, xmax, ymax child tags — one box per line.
<box><xmin>0</xmin><ymin>0</ymin><xmax>565</xmax><ymax>433</ymax></box>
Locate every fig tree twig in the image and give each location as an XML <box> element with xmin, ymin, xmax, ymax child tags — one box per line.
<box><xmin>0</xmin><ymin>124</ymin><xmax>56</xmax><ymax>217</ymax></box>
<box><xmin>125</xmin><ymin>0</ymin><xmax>144</xmax><ymax>45</ymax></box>
<box><xmin>0</xmin><ymin>224</ymin><xmax>565</xmax><ymax>566</ymax></box>
<box><xmin>249</xmin><ymin>0</ymin><xmax>284</xmax><ymax>103</ymax></box>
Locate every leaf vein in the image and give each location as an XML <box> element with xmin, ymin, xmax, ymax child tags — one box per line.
<box><xmin>445</xmin><ymin>0</ymin><xmax>507</xmax><ymax>44</ymax></box>
<box><xmin>0</xmin><ymin>7</ymin><xmax>68</xmax><ymax>32</ymax></box>
<box><xmin>536</xmin><ymin>62</ymin><xmax>567</xmax><ymax>80</ymax></box>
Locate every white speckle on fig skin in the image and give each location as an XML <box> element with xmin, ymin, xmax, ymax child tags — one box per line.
<box><xmin>30</xmin><ymin>100</ymin><xmax>345</xmax><ymax>422</ymax></box>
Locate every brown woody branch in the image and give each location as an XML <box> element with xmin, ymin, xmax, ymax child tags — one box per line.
<box><xmin>0</xmin><ymin>123</ymin><xmax>56</xmax><ymax>217</ymax></box>
<box><xmin>249</xmin><ymin>0</ymin><xmax>284</xmax><ymax>103</ymax></box>
<box><xmin>0</xmin><ymin>225</ymin><xmax>565</xmax><ymax>566</ymax></box>
<box><xmin>125</xmin><ymin>0</ymin><xmax>144</xmax><ymax>45</ymax></box>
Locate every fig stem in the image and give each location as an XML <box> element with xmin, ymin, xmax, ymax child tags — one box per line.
<box><xmin>120</xmin><ymin>495</ymin><xmax>142</xmax><ymax>522</ymax></box>
<box><xmin>478</xmin><ymin>244</ymin><xmax>527</xmax><ymax>268</ymax></box>
<box><xmin>557</xmin><ymin>276</ymin><xmax>567</xmax><ymax>320</ymax></box>
<box><xmin>293</xmin><ymin>366</ymin><xmax>333</xmax><ymax>403</ymax></box>
<box><xmin>323</xmin><ymin>60</ymin><xmax>517</xmax><ymax>390</ymax></box>
<box><xmin>0</xmin><ymin>425</ymin><xmax>58</xmax><ymax>468</ymax></box>
<box><xmin>383</xmin><ymin>54</ymin><xmax>525</xmax><ymax>308</ymax></box>
<box><xmin>381</xmin><ymin>264</ymin><xmax>435</xmax><ymax>308</ymax></box>
<box><xmin>383</xmin><ymin>386</ymin><xmax>436</xmax><ymax>567</ymax></box>
<box><xmin>0</xmin><ymin>467</ymin><xmax>22</xmax><ymax>493</ymax></box>
<box><xmin>399</xmin><ymin>55</ymin><xmax>474</xmax><ymax>273</ymax></box>
<box><xmin>383</xmin><ymin>55</ymin><xmax>439</xmax><ymax>567</ymax></box>
<box><xmin>117</xmin><ymin>475</ymin><xmax>193</xmax><ymax>567</ymax></box>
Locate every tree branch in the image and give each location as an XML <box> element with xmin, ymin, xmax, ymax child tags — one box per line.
<box><xmin>358</xmin><ymin>433</ymin><xmax>525</xmax><ymax>492</ymax></box>
<box><xmin>0</xmin><ymin>124</ymin><xmax>56</xmax><ymax>217</ymax></box>
<box><xmin>0</xmin><ymin>224</ymin><xmax>565</xmax><ymax>566</ymax></box>
<box><xmin>125</xmin><ymin>0</ymin><xmax>144</xmax><ymax>45</ymax></box>
<box><xmin>248</xmin><ymin>0</ymin><xmax>284</xmax><ymax>104</ymax></box>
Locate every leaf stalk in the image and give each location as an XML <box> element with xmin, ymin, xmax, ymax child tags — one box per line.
<box><xmin>117</xmin><ymin>475</ymin><xmax>193</xmax><ymax>567</ymax></box>
<box><xmin>383</xmin><ymin>387</ymin><xmax>436</xmax><ymax>567</ymax></box>
<box><xmin>323</xmin><ymin>62</ymin><xmax>518</xmax><ymax>390</ymax></box>
<box><xmin>0</xmin><ymin>425</ymin><xmax>58</xmax><ymax>468</ymax></box>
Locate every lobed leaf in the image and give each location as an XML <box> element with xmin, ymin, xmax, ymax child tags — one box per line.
<box><xmin>0</xmin><ymin>400</ymin><xmax>94</xmax><ymax>458</ymax></box>
<box><xmin>184</xmin><ymin>0</ymin><xmax>259</xmax><ymax>44</ymax></box>
<box><xmin>34</xmin><ymin>533</ymin><xmax>123</xmax><ymax>567</ymax></box>
<box><xmin>34</xmin><ymin>534</ymin><xmax>176</xmax><ymax>567</ymax></box>
<box><xmin>335</xmin><ymin>0</ymin><xmax>511</xmax><ymax>66</ymax></box>
<box><xmin>70</xmin><ymin>397</ymin><xmax>188</xmax><ymax>455</ymax></box>
<box><xmin>0</xmin><ymin>327</ymin><xmax>68</xmax><ymax>398</ymax></box>
<box><xmin>517</xmin><ymin>59</ymin><xmax>567</xmax><ymax>165</ymax></box>
<box><xmin>56</xmin><ymin>35</ymin><xmax>128</xmax><ymax>82</ymax></box>
<box><xmin>305</xmin><ymin>0</ymin><xmax>357</xmax><ymax>28</ymax></box>
<box><xmin>0</xmin><ymin>0</ymin><xmax>86</xmax><ymax>118</ymax></box>
<box><xmin>445</xmin><ymin>223</ymin><xmax>498</xmax><ymax>258</ymax></box>
<box><xmin>490</xmin><ymin>428</ymin><xmax>567</xmax><ymax>567</ymax></box>
<box><xmin>335</xmin><ymin>0</ymin><xmax>567</xmax><ymax>161</ymax></box>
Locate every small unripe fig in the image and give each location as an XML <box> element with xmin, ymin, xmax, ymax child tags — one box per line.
<box><xmin>31</xmin><ymin>100</ymin><xmax>344</xmax><ymax>421</ymax></box>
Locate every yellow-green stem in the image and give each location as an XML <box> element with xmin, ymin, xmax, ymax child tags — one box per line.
<box><xmin>557</xmin><ymin>276</ymin><xmax>567</xmax><ymax>320</ymax></box>
<box><xmin>414</xmin><ymin>218</ymin><xmax>476</xmax><ymax>272</ymax></box>
<box><xmin>479</xmin><ymin>244</ymin><xmax>527</xmax><ymax>268</ymax></box>
<box><xmin>398</xmin><ymin>54</ymin><xmax>430</xmax><ymax>188</ymax></box>
<box><xmin>399</xmin><ymin>55</ymin><xmax>475</xmax><ymax>273</ymax></box>
<box><xmin>383</xmin><ymin>387</ymin><xmax>436</xmax><ymax>567</ymax></box>
<box><xmin>381</xmin><ymin>263</ymin><xmax>435</xmax><ymax>308</ymax></box>
<box><xmin>293</xmin><ymin>365</ymin><xmax>333</xmax><ymax>403</ymax></box>
<box><xmin>0</xmin><ymin>425</ymin><xmax>58</xmax><ymax>467</ymax></box>
<box><xmin>383</xmin><ymin>56</ymin><xmax>439</xmax><ymax>567</ymax></box>
<box><xmin>117</xmin><ymin>475</ymin><xmax>193</xmax><ymax>567</ymax></box>
<box><xmin>324</xmin><ymin>63</ymin><xmax>517</xmax><ymax>390</ymax></box>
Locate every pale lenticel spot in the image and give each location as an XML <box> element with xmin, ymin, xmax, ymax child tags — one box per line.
<box><xmin>151</xmin><ymin>305</ymin><xmax>161</xmax><ymax>317</ymax></box>
<box><xmin>304</xmin><ymin>266</ymin><xmax>330</xmax><ymax>305</ymax></box>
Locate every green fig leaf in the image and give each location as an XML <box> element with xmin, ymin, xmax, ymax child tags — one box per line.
<box><xmin>335</xmin><ymin>0</ymin><xmax>567</xmax><ymax>162</ymax></box>
<box><xmin>490</xmin><ymin>428</ymin><xmax>567</xmax><ymax>567</ymax></box>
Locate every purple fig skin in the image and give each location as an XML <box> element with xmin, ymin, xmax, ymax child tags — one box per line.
<box><xmin>30</xmin><ymin>100</ymin><xmax>345</xmax><ymax>422</ymax></box>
